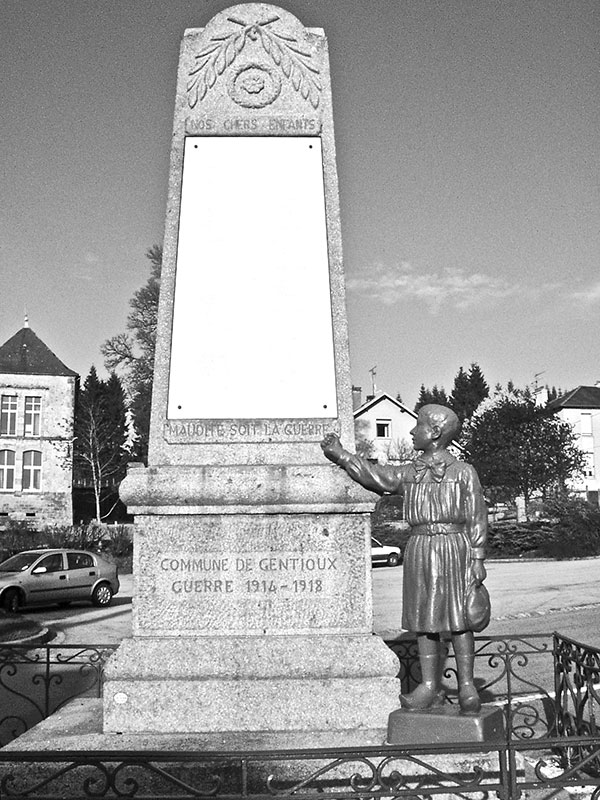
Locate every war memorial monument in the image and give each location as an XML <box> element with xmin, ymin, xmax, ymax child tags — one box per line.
<box><xmin>4</xmin><ymin>4</ymin><xmax>502</xmax><ymax>781</ymax></box>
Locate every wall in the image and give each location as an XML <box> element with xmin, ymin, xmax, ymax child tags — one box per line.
<box><xmin>0</xmin><ymin>373</ymin><xmax>75</xmax><ymax>527</ymax></box>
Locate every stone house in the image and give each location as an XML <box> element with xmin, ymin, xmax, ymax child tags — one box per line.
<box><xmin>549</xmin><ymin>385</ymin><xmax>600</xmax><ymax>506</ymax></box>
<box><xmin>0</xmin><ymin>322</ymin><xmax>77</xmax><ymax>527</ymax></box>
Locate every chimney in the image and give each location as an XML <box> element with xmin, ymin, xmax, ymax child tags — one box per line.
<box><xmin>352</xmin><ymin>385</ymin><xmax>362</xmax><ymax>411</ymax></box>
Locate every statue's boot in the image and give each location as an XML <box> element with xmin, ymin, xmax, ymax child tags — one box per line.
<box><xmin>456</xmin><ymin>654</ymin><xmax>481</xmax><ymax>715</ymax></box>
<box><xmin>400</xmin><ymin>654</ymin><xmax>446</xmax><ymax>710</ymax></box>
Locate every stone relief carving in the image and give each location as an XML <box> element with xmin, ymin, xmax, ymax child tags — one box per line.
<box><xmin>228</xmin><ymin>63</ymin><xmax>282</xmax><ymax>108</ymax></box>
<box><xmin>187</xmin><ymin>14</ymin><xmax>322</xmax><ymax>110</ymax></box>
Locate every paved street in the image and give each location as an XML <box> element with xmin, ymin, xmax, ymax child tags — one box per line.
<box><xmin>372</xmin><ymin>556</ymin><xmax>600</xmax><ymax>646</ymax></box>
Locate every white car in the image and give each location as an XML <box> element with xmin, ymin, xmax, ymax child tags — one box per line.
<box><xmin>371</xmin><ymin>537</ymin><xmax>401</xmax><ymax>567</ymax></box>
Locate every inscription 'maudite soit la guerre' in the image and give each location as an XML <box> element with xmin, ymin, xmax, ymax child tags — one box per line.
<box><xmin>164</xmin><ymin>420</ymin><xmax>329</xmax><ymax>442</ymax></box>
<box><xmin>159</xmin><ymin>552</ymin><xmax>339</xmax><ymax>596</ymax></box>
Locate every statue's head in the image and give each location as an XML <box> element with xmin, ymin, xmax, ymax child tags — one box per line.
<box><xmin>417</xmin><ymin>404</ymin><xmax>461</xmax><ymax>448</ymax></box>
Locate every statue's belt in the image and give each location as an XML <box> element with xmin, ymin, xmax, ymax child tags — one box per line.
<box><xmin>410</xmin><ymin>523</ymin><xmax>465</xmax><ymax>536</ymax></box>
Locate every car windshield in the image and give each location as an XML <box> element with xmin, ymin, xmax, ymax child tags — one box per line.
<box><xmin>0</xmin><ymin>552</ymin><xmax>42</xmax><ymax>572</ymax></box>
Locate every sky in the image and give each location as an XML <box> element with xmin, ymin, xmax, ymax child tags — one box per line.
<box><xmin>1</xmin><ymin>0</ymin><xmax>599</xmax><ymax>409</ymax></box>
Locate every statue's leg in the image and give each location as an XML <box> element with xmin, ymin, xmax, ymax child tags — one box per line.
<box><xmin>452</xmin><ymin>630</ymin><xmax>481</xmax><ymax>714</ymax></box>
<box><xmin>400</xmin><ymin>633</ymin><xmax>446</xmax><ymax>710</ymax></box>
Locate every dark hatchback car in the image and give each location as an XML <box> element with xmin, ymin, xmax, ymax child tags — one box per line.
<box><xmin>0</xmin><ymin>549</ymin><xmax>120</xmax><ymax>613</ymax></box>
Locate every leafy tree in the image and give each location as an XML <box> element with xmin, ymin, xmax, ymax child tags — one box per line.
<box><xmin>73</xmin><ymin>368</ymin><xmax>129</xmax><ymax>522</ymax></box>
<box><xmin>101</xmin><ymin>245</ymin><xmax>161</xmax><ymax>463</ymax></box>
<box><xmin>464</xmin><ymin>390</ymin><xmax>585</xmax><ymax>509</ymax></box>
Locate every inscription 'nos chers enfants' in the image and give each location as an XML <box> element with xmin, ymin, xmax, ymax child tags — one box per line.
<box><xmin>160</xmin><ymin>553</ymin><xmax>338</xmax><ymax>595</ymax></box>
<box><xmin>186</xmin><ymin>117</ymin><xmax>320</xmax><ymax>134</ymax></box>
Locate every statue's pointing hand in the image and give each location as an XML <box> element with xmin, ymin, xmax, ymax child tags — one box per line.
<box><xmin>321</xmin><ymin>433</ymin><xmax>343</xmax><ymax>464</ymax></box>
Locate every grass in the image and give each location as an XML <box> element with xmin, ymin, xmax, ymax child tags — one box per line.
<box><xmin>0</xmin><ymin>611</ymin><xmax>48</xmax><ymax>643</ymax></box>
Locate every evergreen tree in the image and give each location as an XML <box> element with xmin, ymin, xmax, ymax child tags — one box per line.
<box><xmin>430</xmin><ymin>385</ymin><xmax>449</xmax><ymax>406</ymax></box>
<box><xmin>415</xmin><ymin>384</ymin><xmax>449</xmax><ymax>413</ymax></box>
<box><xmin>102</xmin><ymin>246</ymin><xmax>161</xmax><ymax>463</ymax></box>
<box><xmin>467</xmin><ymin>363</ymin><xmax>489</xmax><ymax>409</ymax></box>
<box><xmin>449</xmin><ymin>367</ymin><xmax>471</xmax><ymax>422</ymax></box>
<box><xmin>449</xmin><ymin>363</ymin><xmax>489</xmax><ymax>423</ymax></box>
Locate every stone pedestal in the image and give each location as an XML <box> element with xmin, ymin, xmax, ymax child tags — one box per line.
<box><xmin>103</xmin><ymin>466</ymin><xmax>400</xmax><ymax>740</ymax></box>
<box><xmin>101</xmin><ymin>3</ymin><xmax>401</xmax><ymax>744</ymax></box>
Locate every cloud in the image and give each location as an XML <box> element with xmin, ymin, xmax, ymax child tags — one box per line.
<box><xmin>346</xmin><ymin>262</ymin><xmax>519</xmax><ymax>314</ymax></box>
<box><xmin>571</xmin><ymin>281</ymin><xmax>600</xmax><ymax>305</ymax></box>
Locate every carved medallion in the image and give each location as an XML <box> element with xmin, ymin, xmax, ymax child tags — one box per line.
<box><xmin>228</xmin><ymin>63</ymin><xmax>281</xmax><ymax>108</ymax></box>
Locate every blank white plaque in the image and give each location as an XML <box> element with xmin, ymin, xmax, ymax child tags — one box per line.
<box><xmin>167</xmin><ymin>136</ymin><xmax>338</xmax><ymax>420</ymax></box>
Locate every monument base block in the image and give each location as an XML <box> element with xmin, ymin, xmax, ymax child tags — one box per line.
<box><xmin>103</xmin><ymin>634</ymin><xmax>400</xmax><ymax>734</ymax></box>
<box><xmin>387</xmin><ymin>705</ymin><xmax>505</xmax><ymax>744</ymax></box>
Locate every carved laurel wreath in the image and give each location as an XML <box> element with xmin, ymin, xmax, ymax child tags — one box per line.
<box><xmin>187</xmin><ymin>15</ymin><xmax>322</xmax><ymax>110</ymax></box>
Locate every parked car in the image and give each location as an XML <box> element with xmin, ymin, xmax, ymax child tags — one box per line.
<box><xmin>0</xmin><ymin>549</ymin><xmax>120</xmax><ymax>613</ymax></box>
<box><xmin>371</xmin><ymin>537</ymin><xmax>401</xmax><ymax>567</ymax></box>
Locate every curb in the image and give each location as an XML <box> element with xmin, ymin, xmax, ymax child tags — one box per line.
<box><xmin>0</xmin><ymin>626</ymin><xmax>57</xmax><ymax>647</ymax></box>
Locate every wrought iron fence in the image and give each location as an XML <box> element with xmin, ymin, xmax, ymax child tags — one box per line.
<box><xmin>554</xmin><ymin>631</ymin><xmax>600</xmax><ymax>778</ymax></box>
<box><xmin>0</xmin><ymin>644</ymin><xmax>117</xmax><ymax>746</ymax></box>
<box><xmin>1</xmin><ymin>634</ymin><xmax>600</xmax><ymax>798</ymax></box>
<box><xmin>388</xmin><ymin>632</ymin><xmax>556</xmax><ymax>739</ymax></box>
<box><xmin>1</xmin><ymin>737</ymin><xmax>600</xmax><ymax>799</ymax></box>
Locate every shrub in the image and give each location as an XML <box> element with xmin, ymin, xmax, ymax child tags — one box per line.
<box><xmin>104</xmin><ymin>525</ymin><xmax>133</xmax><ymax>558</ymax></box>
<box><xmin>538</xmin><ymin>497</ymin><xmax>600</xmax><ymax>558</ymax></box>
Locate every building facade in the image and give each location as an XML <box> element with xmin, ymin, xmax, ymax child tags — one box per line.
<box><xmin>0</xmin><ymin>323</ymin><xmax>77</xmax><ymax>527</ymax></box>
<box><xmin>353</xmin><ymin>392</ymin><xmax>418</xmax><ymax>463</ymax></box>
<box><xmin>549</xmin><ymin>386</ymin><xmax>600</xmax><ymax>505</ymax></box>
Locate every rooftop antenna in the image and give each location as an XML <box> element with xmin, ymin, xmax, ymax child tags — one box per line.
<box><xmin>533</xmin><ymin>370</ymin><xmax>546</xmax><ymax>394</ymax></box>
<box><xmin>369</xmin><ymin>364</ymin><xmax>377</xmax><ymax>396</ymax></box>
<box><xmin>23</xmin><ymin>307</ymin><xmax>29</xmax><ymax>328</ymax></box>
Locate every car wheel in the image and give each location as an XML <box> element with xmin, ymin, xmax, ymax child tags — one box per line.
<box><xmin>387</xmin><ymin>553</ymin><xmax>400</xmax><ymax>567</ymax></box>
<box><xmin>92</xmin><ymin>583</ymin><xmax>113</xmax><ymax>607</ymax></box>
<box><xmin>2</xmin><ymin>588</ymin><xmax>20</xmax><ymax>613</ymax></box>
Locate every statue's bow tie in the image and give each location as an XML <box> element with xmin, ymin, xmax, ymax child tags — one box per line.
<box><xmin>414</xmin><ymin>458</ymin><xmax>447</xmax><ymax>483</ymax></box>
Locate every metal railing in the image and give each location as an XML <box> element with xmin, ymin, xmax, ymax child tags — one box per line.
<box><xmin>0</xmin><ymin>644</ymin><xmax>117</xmax><ymax>746</ymax></box>
<box><xmin>0</xmin><ymin>633</ymin><xmax>599</xmax><ymax>798</ymax></box>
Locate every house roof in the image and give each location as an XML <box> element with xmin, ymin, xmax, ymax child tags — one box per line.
<box><xmin>0</xmin><ymin>326</ymin><xmax>77</xmax><ymax>377</ymax></box>
<box><xmin>354</xmin><ymin>392</ymin><xmax>417</xmax><ymax>419</ymax></box>
<box><xmin>548</xmin><ymin>386</ymin><xmax>600</xmax><ymax>411</ymax></box>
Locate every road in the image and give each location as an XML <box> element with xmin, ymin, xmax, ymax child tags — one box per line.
<box><xmin>20</xmin><ymin>557</ymin><xmax>600</xmax><ymax>648</ymax></box>
<box><xmin>22</xmin><ymin>575</ymin><xmax>134</xmax><ymax>644</ymax></box>
<box><xmin>372</xmin><ymin>556</ymin><xmax>600</xmax><ymax>647</ymax></box>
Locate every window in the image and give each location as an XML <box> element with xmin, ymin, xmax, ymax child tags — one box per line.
<box><xmin>37</xmin><ymin>553</ymin><xmax>64</xmax><ymax>573</ymax></box>
<box><xmin>67</xmin><ymin>552</ymin><xmax>94</xmax><ymax>570</ymax></box>
<box><xmin>0</xmin><ymin>396</ymin><xmax>17</xmax><ymax>436</ymax></box>
<box><xmin>583</xmin><ymin>452</ymin><xmax>595</xmax><ymax>479</ymax></box>
<box><xmin>0</xmin><ymin>450</ymin><xmax>15</xmax><ymax>490</ymax></box>
<box><xmin>581</xmin><ymin>413</ymin><xmax>593</xmax><ymax>436</ymax></box>
<box><xmin>24</xmin><ymin>396</ymin><xmax>41</xmax><ymax>436</ymax></box>
<box><xmin>376</xmin><ymin>419</ymin><xmax>391</xmax><ymax>438</ymax></box>
<box><xmin>22</xmin><ymin>450</ymin><xmax>42</xmax><ymax>491</ymax></box>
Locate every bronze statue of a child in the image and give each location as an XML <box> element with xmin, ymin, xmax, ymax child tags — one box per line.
<box><xmin>321</xmin><ymin>404</ymin><xmax>488</xmax><ymax>714</ymax></box>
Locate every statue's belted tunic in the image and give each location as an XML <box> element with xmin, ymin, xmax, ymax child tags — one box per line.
<box><xmin>337</xmin><ymin>450</ymin><xmax>487</xmax><ymax>633</ymax></box>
